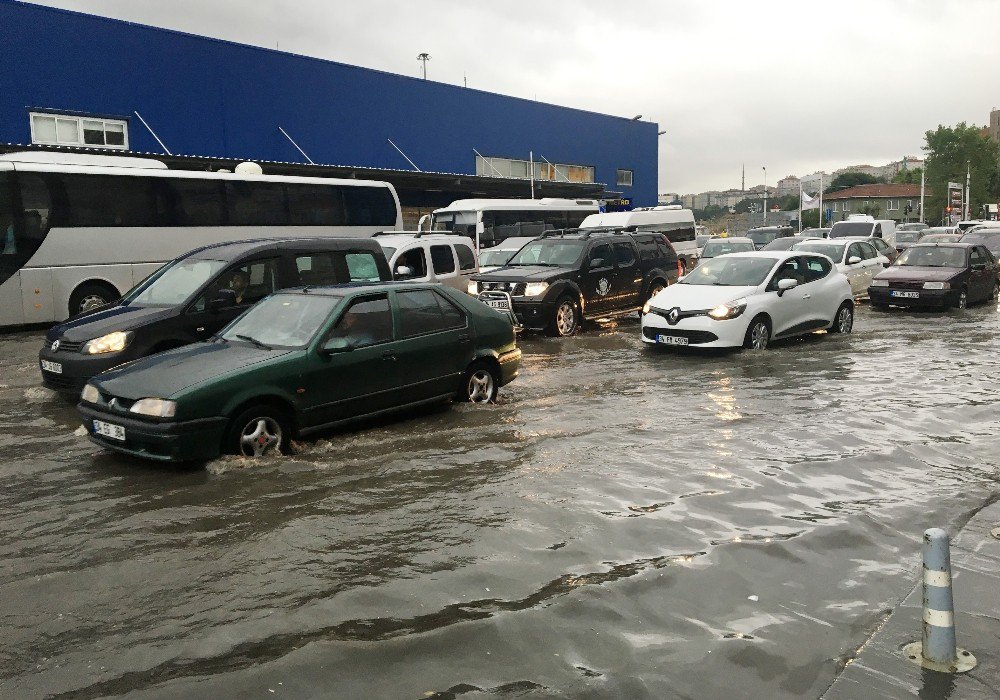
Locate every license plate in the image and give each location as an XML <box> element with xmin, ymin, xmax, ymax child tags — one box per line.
<box><xmin>40</xmin><ymin>360</ymin><xmax>62</xmax><ymax>374</ymax></box>
<box><xmin>484</xmin><ymin>299</ymin><xmax>511</xmax><ymax>310</ymax></box>
<box><xmin>93</xmin><ymin>420</ymin><xmax>126</xmax><ymax>441</ymax></box>
<box><xmin>657</xmin><ymin>334</ymin><xmax>689</xmax><ymax>346</ymax></box>
<box><xmin>890</xmin><ymin>290</ymin><xmax>919</xmax><ymax>298</ymax></box>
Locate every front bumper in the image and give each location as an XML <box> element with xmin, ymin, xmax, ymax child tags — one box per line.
<box><xmin>77</xmin><ymin>402</ymin><xmax>227</xmax><ymax>462</ymax></box>
<box><xmin>511</xmin><ymin>298</ymin><xmax>557</xmax><ymax>331</ymax></box>
<box><xmin>868</xmin><ymin>286</ymin><xmax>957</xmax><ymax>308</ymax></box>
<box><xmin>497</xmin><ymin>348</ymin><xmax>522</xmax><ymax>386</ymax></box>
<box><xmin>39</xmin><ymin>346</ymin><xmax>137</xmax><ymax>394</ymax></box>
<box><xmin>640</xmin><ymin>310</ymin><xmax>747</xmax><ymax>348</ymax></box>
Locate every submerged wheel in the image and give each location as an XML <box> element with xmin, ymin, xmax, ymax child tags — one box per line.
<box><xmin>743</xmin><ymin>316</ymin><xmax>771</xmax><ymax>350</ymax></box>
<box><xmin>991</xmin><ymin>281</ymin><xmax>999</xmax><ymax>302</ymax></box>
<box><xmin>460</xmin><ymin>361</ymin><xmax>499</xmax><ymax>404</ymax></box>
<box><xmin>225</xmin><ymin>405</ymin><xmax>290</xmax><ymax>457</ymax></box>
<box><xmin>69</xmin><ymin>282</ymin><xmax>119</xmax><ymax>317</ymax></box>
<box><xmin>830</xmin><ymin>302</ymin><xmax>854</xmax><ymax>334</ymax></box>
<box><xmin>955</xmin><ymin>288</ymin><xmax>968</xmax><ymax>310</ymax></box>
<box><xmin>548</xmin><ymin>296</ymin><xmax>579</xmax><ymax>337</ymax></box>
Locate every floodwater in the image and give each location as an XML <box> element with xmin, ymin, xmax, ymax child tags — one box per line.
<box><xmin>1</xmin><ymin>304</ymin><xmax>998</xmax><ymax>699</ymax></box>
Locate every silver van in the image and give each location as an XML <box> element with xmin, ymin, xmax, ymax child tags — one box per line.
<box><xmin>375</xmin><ymin>233</ymin><xmax>479</xmax><ymax>292</ymax></box>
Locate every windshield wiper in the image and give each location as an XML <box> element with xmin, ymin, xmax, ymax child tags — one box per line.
<box><xmin>234</xmin><ymin>334</ymin><xmax>272</xmax><ymax>350</ymax></box>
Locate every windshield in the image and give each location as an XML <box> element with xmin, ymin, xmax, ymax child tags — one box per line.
<box><xmin>829</xmin><ymin>222</ymin><xmax>875</xmax><ymax>238</ymax></box>
<box><xmin>792</xmin><ymin>242</ymin><xmax>845</xmax><ymax>261</ymax></box>
<box><xmin>682</xmin><ymin>257</ymin><xmax>777</xmax><ymax>287</ymax></box>
<box><xmin>895</xmin><ymin>232</ymin><xmax>923</xmax><ymax>243</ymax></box>
<box><xmin>921</xmin><ymin>234</ymin><xmax>957</xmax><ymax>243</ymax></box>
<box><xmin>702</xmin><ymin>239</ymin><xmax>754</xmax><ymax>257</ymax></box>
<box><xmin>746</xmin><ymin>229</ymin><xmax>780</xmax><ymax>247</ymax></box>
<box><xmin>696</xmin><ymin>235</ymin><xmax>712</xmax><ymax>247</ymax></box>
<box><xmin>897</xmin><ymin>223</ymin><xmax>927</xmax><ymax>232</ymax></box>
<box><xmin>1</xmin><ymin>171</ymin><xmax>51</xmax><ymax>287</ymax></box>
<box><xmin>960</xmin><ymin>231</ymin><xmax>1000</xmax><ymax>253</ymax></box>
<box><xmin>221</xmin><ymin>293</ymin><xmax>343</xmax><ymax>347</ymax></box>
<box><xmin>380</xmin><ymin>246</ymin><xmax>396</xmax><ymax>260</ymax></box>
<box><xmin>125</xmin><ymin>258</ymin><xmax>228</xmax><ymax>307</ymax></box>
<box><xmin>507</xmin><ymin>239</ymin><xmax>585</xmax><ymax>267</ymax></box>
<box><xmin>895</xmin><ymin>246</ymin><xmax>967</xmax><ymax>268</ymax></box>
<box><xmin>431</xmin><ymin>210</ymin><xmax>477</xmax><ymax>236</ymax></box>
<box><xmin>478</xmin><ymin>248</ymin><xmax>517</xmax><ymax>267</ymax></box>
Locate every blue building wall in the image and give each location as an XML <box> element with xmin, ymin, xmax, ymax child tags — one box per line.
<box><xmin>0</xmin><ymin>1</ymin><xmax>658</xmax><ymax>205</ymax></box>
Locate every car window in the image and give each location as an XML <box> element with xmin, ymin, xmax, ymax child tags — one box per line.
<box><xmin>614</xmin><ymin>242</ymin><xmax>636</xmax><ymax>268</ymax></box>
<box><xmin>395</xmin><ymin>247</ymin><xmax>428</xmax><ymax>279</ymax></box>
<box><xmin>802</xmin><ymin>256</ymin><xmax>832</xmax><ymax>282</ymax></box>
<box><xmin>589</xmin><ymin>243</ymin><xmax>613</xmax><ymax>268</ymax></box>
<box><xmin>430</xmin><ymin>245</ymin><xmax>457</xmax><ymax>275</ymax></box>
<box><xmin>194</xmin><ymin>257</ymin><xmax>280</xmax><ymax>311</ymax></box>
<box><xmin>872</xmin><ymin>238</ymin><xmax>889</xmax><ymax>253</ymax></box>
<box><xmin>767</xmin><ymin>257</ymin><xmax>807</xmax><ymax>290</ymax></box>
<box><xmin>296</xmin><ymin>252</ymin><xmax>340</xmax><ymax>286</ymax></box>
<box><xmin>345</xmin><ymin>252</ymin><xmax>382</xmax><ymax>282</ymax></box>
<box><xmin>455</xmin><ymin>243</ymin><xmax>477</xmax><ymax>271</ymax></box>
<box><xmin>873</xmin><ymin>224</ymin><xmax>882</xmax><ymax>238</ymax></box>
<box><xmin>397</xmin><ymin>288</ymin><xmax>466</xmax><ymax>337</ymax></box>
<box><xmin>859</xmin><ymin>242</ymin><xmax>876</xmax><ymax>260</ymax></box>
<box><xmin>846</xmin><ymin>243</ymin><xmax>863</xmax><ymax>262</ymax></box>
<box><xmin>328</xmin><ymin>295</ymin><xmax>393</xmax><ymax>348</ymax></box>
<box><xmin>221</xmin><ymin>292</ymin><xmax>344</xmax><ymax>347</ymax></box>
<box><xmin>970</xmin><ymin>247</ymin><xmax>985</xmax><ymax>267</ymax></box>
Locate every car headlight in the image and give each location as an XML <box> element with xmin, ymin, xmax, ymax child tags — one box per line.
<box><xmin>83</xmin><ymin>331</ymin><xmax>132</xmax><ymax>354</ymax></box>
<box><xmin>81</xmin><ymin>383</ymin><xmax>100</xmax><ymax>404</ymax></box>
<box><xmin>642</xmin><ymin>300</ymin><xmax>652</xmax><ymax>315</ymax></box>
<box><xmin>467</xmin><ymin>280</ymin><xmax>480</xmax><ymax>295</ymax></box>
<box><xmin>923</xmin><ymin>281</ymin><xmax>950</xmax><ymax>290</ymax></box>
<box><xmin>707</xmin><ymin>298</ymin><xmax>748</xmax><ymax>320</ymax></box>
<box><xmin>870</xmin><ymin>279</ymin><xmax>889</xmax><ymax>287</ymax></box>
<box><xmin>523</xmin><ymin>282</ymin><xmax>549</xmax><ymax>297</ymax></box>
<box><xmin>129</xmin><ymin>398</ymin><xmax>177</xmax><ymax>418</ymax></box>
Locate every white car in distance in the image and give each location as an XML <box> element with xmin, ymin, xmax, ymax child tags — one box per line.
<box><xmin>641</xmin><ymin>251</ymin><xmax>854</xmax><ymax>350</ymax></box>
<box><xmin>790</xmin><ymin>238</ymin><xmax>888</xmax><ymax>296</ymax></box>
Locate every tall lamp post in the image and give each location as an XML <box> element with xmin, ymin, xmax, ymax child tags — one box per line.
<box><xmin>762</xmin><ymin>166</ymin><xmax>767</xmax><ymax>226</ymax></box>
<box><xmin>417</xmin><ymin>52</ymin><xmax>431</xmax><ymax>79</ymax></box>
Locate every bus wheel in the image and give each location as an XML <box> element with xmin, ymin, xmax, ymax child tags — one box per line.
<box><xmin>69</xmin><ymin>282</ymin><xmax>120</xmax><ymax>317</ymax></box>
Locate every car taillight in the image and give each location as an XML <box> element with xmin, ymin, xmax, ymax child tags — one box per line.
<box><xmin>677</xmin><ymin>260</ymin><xmax>684</xmax><ymax>277</ymax></box>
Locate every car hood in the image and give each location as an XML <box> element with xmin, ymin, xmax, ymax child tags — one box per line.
<box><xmin>649</xmin><ymin>283</ymin><xmax>758</xmax><ymax>310</ymax></box>
<box><xmin>48</xmin><ymin>304</ymin><xmax>175</xmax><ymax>343</ymax></box>
<box><xmin>91</xmin><ymin>342</ymin><xmax>292</xmax><ymax>400</ymax></box>
<box><xmin>472</xmin><ymin>266</ymin><xmax>568</xmax><ymax>282</ymax></box>
<box><xmin>874</xmin><ymin>266</ymin><xmax>962</xmax><ymax>282</ymax></box>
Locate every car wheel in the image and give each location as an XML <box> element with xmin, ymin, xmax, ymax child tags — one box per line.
<box><xmin>743</xmin><ymin>316</ymin><xmax>771</xmax><ymax>350</ymax></box>
<box><xmin>991</xmin><ymin>281</ymin><xmax>999</xmax><ymax>302</ymax></box>
<box><xmin>956</xmin><ymin>288</ymin><xmax>968</xmax><ymax>309</ymax></box>
<box><xmin>639</xmin><ymin>280</ymin><xmax>667</xmax><ymax>317</ymax></box>
<box><xmin>548</xmin><ymin>296</ymin><xmax>579</xmax><ymax>337</ymax></box>
<box><xmin>461</xmin><ymin>361</ymin><xmax>499</xmax><ymax>403</ymax></box>
<box><xmin>226</xmin><ymin>405</ymin><xmax>290</xmax><ymax>457</ymax></box>
<box><xmin>69</xmin><ymin>282</ymin><xmax>119</xmax><ymax>317</ymax></box>
<box><xmin>830</xmin><ymin>302</ymin><xmax>854</xmax><ymax>334</ymax></box>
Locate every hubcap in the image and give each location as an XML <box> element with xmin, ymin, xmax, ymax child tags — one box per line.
<box><xmin>467</xmin><ymin>370</ymin><xmax>494</xmax><ymax>403</ymax></box>
<box><xmin>556</xmin><ymin>302</ymin><xmax>576</xmax><ymax>336</ymax></box>
<box><xmin>993</xmin><ymin>283</ymin><xmax>999</xmax><ymax>301</ymax></box>
<box><xmin>750</xmin><ymin>322</ymin><xmax>768</xmax><ymax>350</ymax></box>
<box><xmin>838</xmin><ymin>307</ymin><xmax>853</xmax><ymax>333</ymax></box>
<box><xmin>958</xmin><ymin>292</ymin><xmax>967</xmax><ymax>309</ymax></box>
<box><xmin>239</xmin><ymin>417</ymin><xmax>282</xmax><ymax>457</ymax></box>
<box><xmin>79</xmin><ymin>294</ymin><xmax>107</xmax><ymax>313</ymax></box>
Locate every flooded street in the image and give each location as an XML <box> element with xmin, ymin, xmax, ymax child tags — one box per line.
<box><xmin>1</xmin><ymin>305</ymin><xmax>998</xmax><ymax>698</ymax></box>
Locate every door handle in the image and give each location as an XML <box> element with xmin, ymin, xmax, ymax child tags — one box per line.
<box><xmin>457</xmin><ymin>333</ymin><xmax>470</xmax><ymax>342</ymax></box>
<box><xmin>802</xmin><ymin>294</ymin><xmax>811</xmax><ymax>299</ymax></box>
<box><xmin>381</xmin><ymin>351</ymin><xmax>397</xmax><ymax>361</ymax></box>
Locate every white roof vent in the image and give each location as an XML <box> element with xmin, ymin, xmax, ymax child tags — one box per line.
<box><xmin>234</xmin><ymin>161</ymin><xmax>264</xmax><ymax>176</ymax></box>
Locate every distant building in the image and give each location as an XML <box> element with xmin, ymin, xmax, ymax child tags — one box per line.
<box><xmin>800</xmin><ymin>171</ymin><xmax>829</xmax><ymax>194</ymax></box>
<box><xmin>775</xmin><ymin>175</ymin><xmax>800</xmax><ymax>197</ymax></box>
<box><xmin>989</xmin><ymin>109</ymin><xmax>1000</xmax><ymax>146</ymax></box>
<box><xmin>658</xmin><ymin>192</ymin><xmax>682</xmax><ymax>205</ymax></box>
<box><xmin>822</xmin><ymin>184</ymin><xmax>927</xmax><ymax>222</ymax></box>
<box><xmin>833</xmin><ymin>158</ymin><xmax>923</xmax><ymax>182</ymax></box>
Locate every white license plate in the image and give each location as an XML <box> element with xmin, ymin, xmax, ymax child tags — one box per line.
<box><xmin>657</xmin><ymin>334</ymin><xmax>689</xmax><ymax>346</ymax></box>
<box><xmin>890</xmin><ymin>290</ymin><xmax>919</xmax><ymax>298</ymax></box>
<box><xmin>93</xmin><ymin>420</ymin><xmax>126</xmax><ymax>441</ymax></box>
<box><xmin>40</xmin><ymin>360</ymin><xmax>62</xmax><ymax>374</ymax></box>
<box><xmin>485</xmin><ymin>299</ymin><xmax>511</xmax><ymax>310</ymax></box>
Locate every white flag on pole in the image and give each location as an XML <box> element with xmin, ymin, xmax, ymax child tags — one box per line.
<box><xmin>801</xmin><ymin>191</ymin><xmax>820</xmax><ymax>210</ymax></box>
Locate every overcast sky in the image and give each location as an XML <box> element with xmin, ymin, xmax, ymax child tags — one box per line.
<box><xmin>31</xmin><ymin>0</ymin><xmax>1000</xmax><ymax>194</ymax></box>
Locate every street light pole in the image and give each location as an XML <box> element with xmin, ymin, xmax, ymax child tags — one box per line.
<box><xmin>762</xmin><ymin>166</ymin><xmax>767</xmax><ymax>226</ymax></box>
<box><xmin>417</xmin><ymin>52</ymin><xmax>431</xmax><ymax>80</ymax></box>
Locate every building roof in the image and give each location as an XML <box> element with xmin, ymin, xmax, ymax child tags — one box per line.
<box><xmin>823</xmin><ymin>184</ymin><xmax>926</xmax><ymax>200</ymax></box>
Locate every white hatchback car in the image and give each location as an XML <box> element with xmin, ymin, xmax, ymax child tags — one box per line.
<box><xmin>641</xmin><ymin>251</ymin><xmax>854</xmax><ymax>350</ymax></box>
<box><xmin>791</xmin><ymin>238</ymin><xmax>888</xmax><ymax>296</ymax></box>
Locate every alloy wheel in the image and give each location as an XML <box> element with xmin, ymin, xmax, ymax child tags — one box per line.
<box><xmin>837</xmin><ymin>305</ymin><xmax>854</xmax><ymax>334</ymax></box>
<box><xmin>556</xmin><ymin>301</ymin><xmax>577</xmax><ymax>336</ymax></box>
<box><xmin>750</xmin><ymin>321</ymin><xmax>769</xmax><ymax>350</ymax></box>
<box><xmin>992</xmin><ymin>282</ymin><xmax>999</xmax><ymax>301</ymax></box>
<box><xmin>957</xmin><ymin>290</ymin><xmax>968</xmax><ymax>309</ymax></box>
<box><xmin>466</xmin><ymin>369</ymin><xmax>495</xmax><ymax>403</ymax></box>
<box><xmin>239</xmin><ymin>417</ymin><xmax>283</xmax><ymax>457</ymax></box>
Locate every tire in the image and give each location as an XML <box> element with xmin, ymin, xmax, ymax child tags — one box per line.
<box><xmin>68</xmin><ymin>282</ymin><xmax>119</xmax><ymax>317</ymax></box>
<box><xmin>742</xmin><ymin>315</ymin><xmax>771</xmax><ymax>350</ymax></box>
<box><xmin>991</xmin><ymin>281</ymin><xmax>999</xmax><ymax>302</ymax></box>
<box><xmin>640</xmin><ymin>279</ymin><xmax>667</xmax><ymax>317</ymax></box>
<box><xmin>829</xmin><ymin>302</ymin><xmax>854</xmax><ymax>334</ymax></box>
<box><xmin>547</xmin><ymin>296</ymin><xmax>579</xmax><ymax>337</ymax></box>
<box><xmin>460</xmin><ymin>361</ymin><xmax>499</xmax><ymax>404</ymax></box>
<box><xmin>955</xmin><ymin>288</ymin><xmax>968</xmax><ymax>310</ymax></box>
<box><xmin>225</xmin><ymin>404</ymin><xmax>290</xmax><ymax>457</ymax></box>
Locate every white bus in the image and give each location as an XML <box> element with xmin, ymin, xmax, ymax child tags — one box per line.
<box><xmin>0</xmin><ymin>152</ymin><xmax>402</xmax><ymax>325</ymax></box>
<box><xmin>427</xmin><ymin>198</ymin><xmax>600</xmax><ymax>250</ymax></box>
<box><xmin>579</xmin><ymin>205</ymin><xmax>699</xmax><ymax>271</ymax></box>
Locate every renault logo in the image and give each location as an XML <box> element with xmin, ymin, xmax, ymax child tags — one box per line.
<box><xmin>667</xmin><ymin>308</ymin><xmax>681</xmax><ymax>325</ymax></box>
<box><xmin>51</xmin><ymin>340</ymin><xmax>60</xmax><ymax>352</ymax></box>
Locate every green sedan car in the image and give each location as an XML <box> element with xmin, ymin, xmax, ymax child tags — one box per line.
<box><xmin>77</xmin><ymin>283</ymin><xmax>521</xmax><ymax>462</ymax></box>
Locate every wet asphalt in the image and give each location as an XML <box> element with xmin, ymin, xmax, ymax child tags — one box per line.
<box><xmin>0</xmin><ymin>302</ymin><xmax>998</xmax><ymax>698</ymax></box>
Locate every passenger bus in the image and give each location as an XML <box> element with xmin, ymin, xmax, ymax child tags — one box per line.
<box><xmin>579</xmin><ymin>205</ymin><xmax>699</xmax><ymax>271</ymax></box>
<box><xmin>0</xmin><ymin>152</ymin><xmax>402</xmax><ymax>325</ymax></box>
<box><xmin>427</xmin><ymin>198</ymin><xmax>600</xmax><ymax>250</ymax></box>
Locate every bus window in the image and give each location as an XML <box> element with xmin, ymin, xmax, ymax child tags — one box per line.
<box><xmin>1</xmin><ymin>172</ymin><xmax>50</xmax><ymax>285</ymax></box>
<box><xmin>431</xmin><ymin>211</ymin><xmax>476</xmax><ymax>235</ymax></box>
<box><xmin>287</xmin><ymin>184</ymin><xmax>346</xmax><ymax>226</ymax></box>
<box><xmin>342</xmin><ymin>186</ymin><xmax>398</xmax><ymax>227</ymax></box>
<box><xmin>159</xmin><ymin>178</ymin><xmax>225</xmax><ymax>226</ymax></box>
<box><xmin>225</xmin><ymin>181</ymin><xmax>289</xmax><ymax>226</ymax></box>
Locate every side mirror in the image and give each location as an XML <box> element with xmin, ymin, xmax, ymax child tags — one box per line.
<box><xmin>589</xmin><ymin>258</ymin><xmax>606</xmax><ymax>269</ymax></box>
<box><xmin>848</xmin><ymin>256</ymin><xmax>862</xmax><ymax>265</ymax></box>
<box><xmin>207</xmin><ymin>288</ymin><xmax>237</xmax><ymax>313</ymax></box>
<box><xmin>776</xmin><ymin>278</ymin><xmax>798</xmax><ymax>296</ymax></box>
<box><xmin>319</xmin><ymin>337</ymin><xmax>355</xmax><ymax>356</ymax></box>
<box><xmin>395</xmin><ymin>265</ymin><xmax>414</xmax><ymax>278</ymax></box>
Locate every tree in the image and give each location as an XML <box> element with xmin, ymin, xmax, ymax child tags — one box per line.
<box><xmin>694</xmin><ymin>204</ymin><xmax>727</xmax><ymax>221</ymax></box>
<box><xmin>825</xmin><ymin>171</ymin><xmax>885</xmax><ymax>193</ymax></box>
<box><xmin>892</xmin><ymin>167</ymin><xmax>923</xmax><ymax>185</ymax></box>
<box><xmin>856</xmin><ymin>202</ymin><xmax>883</xmax><ymax>218</ymax></box>
<box><xmin>801</xmin><ymin>209</ymin><xmax>821</xmax><ymax>228</ymax></box>
<box><xmin>923</xmin><ymin>122</ymin><xmax>1000</xmax><ymax>225</ymax></box>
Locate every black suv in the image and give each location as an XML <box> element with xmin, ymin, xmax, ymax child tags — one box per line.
<box><xmin>39</xmin><ymin>237</ymin><xmax>392</xmax><ymax>394</ymax></box>
<box><xmin>469</xmin><ymin>229</ymin><xmax>679</xmax><ymax>336</ymax></box>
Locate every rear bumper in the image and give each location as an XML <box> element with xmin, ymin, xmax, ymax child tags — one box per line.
<box><xmin>868</xmin><ymin>287</ymin><xmax>956</xmax><ymax>308</ymax></box>
<box><xmin>77</xmin><ymin>403</ymin><xmax>227</xmax><ymax>462</ymax></box>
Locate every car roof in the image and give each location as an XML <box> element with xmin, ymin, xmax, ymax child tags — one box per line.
<box><xmin>707</xmin><ymin>236</ymin><xmax>753</xmax><ymax>243</ymax></box>
<box><xmin>273</xmin><ymin>281</ymin><xmax>442</xmax><ymax>297</ymax></box>
<box><xmin>910</xmin><ymin>242</ymin><xmax>974</xmax><ymax>248</ymax></box>
<box><xmin>373</xmin><ymin>233</ymin><xmax>474</xmax><ymax>245</ymax></box>
<box><xmin>717</xmin><ymin>250</ymin><xmax>806</xmax><ymax>261</ymax></box>
<box><xmin>186</xmin><ymin>236</ymin><xmax>380</xmax><ymax>261</ymax></box>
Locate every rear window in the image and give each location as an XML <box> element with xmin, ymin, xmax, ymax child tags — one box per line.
<box><xmin>961</xmin><ymin>231</ymin><xmax>1000</xmax><ymax>253</ymax></box>
<box><xmin>430</xmin><ymin>245</ymin><xmax>456</xmax><ymax>274</ymax></box>
<box><xmin>829</xmin><ymin>222</ymin><xmax>875</xmax><ymax>238</ymax></box>
<box><xmin>397</xmin><ymin>288</ymin><xmax>466</xmax><ymax>337</ymax></box>
<box><xmin>455</xmin><ymin>243</ymin><xmax>477</xmax><ymax>271</ymax></box>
